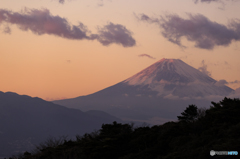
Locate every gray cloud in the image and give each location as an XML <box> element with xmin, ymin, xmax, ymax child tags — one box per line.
<box><xmin>215</xmin><ymin>79</ymin><xmax>240</xmax><ymax>87</ymax></box>
<box><xmin>135</xmin><ymin>14</ymin><xmax>159</xmax><ymax>24</ymax></box>
<box><xmin>137</xmin><ymin>13</ymin><xmax>240</xmax><ymax>50</ymax></box>
<box><xmin>215</xmin><ymin>79</ymin><xmax>228</xmax><ymax>86</ymax></box>
<box><xmin>57</xmin><ymin>0</ymin><xmax>66</xmax><ymax>4</ymax></box>
<box><xmin>97</xmin><ymin>22</ymin><xmax>136</xmax><ymax>47</ymax></box>
<box><xmin>198</xmin><ymin>60</ymin><xmax>212</xmax><ymax>76</ymax></box>
<box><xmin>0</xmin><ymin>8</ymin><xmax>92</xmax><ymax>39</ymax></box>
<box><xmin>0</xmin><ymin>8</ymin><xmax>135</xmax><ymax>47</ymax></box>
<box><xmin>229</xmin><ymin>80</ymin><xmax>240</xmax><ymax>84</ymax></box>
<box><xmin>194</xmin><ymin>0</ymin><xmax>239</xmax><ymax>3</ymax></box>
<box><xmin>59</xmin><ymin>0</ymin><xmax>64</xmax><ymax>3</ymax></box>
<box><xmin>138</xmin><ymin>54</ymin><xmax>156</xmax><ymax>59</ymax></box>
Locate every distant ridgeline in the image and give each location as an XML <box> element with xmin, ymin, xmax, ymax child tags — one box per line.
<box><xmin>15</xmin><ymin>97</ymin><xmax>240</xmax><ymax>159</ymax></box>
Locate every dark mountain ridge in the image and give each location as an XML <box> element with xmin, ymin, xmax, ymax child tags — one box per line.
<box><xmin>0</xmin><ymin>91</ymin><xmax>121</xmax><ymax>157</ymax></box>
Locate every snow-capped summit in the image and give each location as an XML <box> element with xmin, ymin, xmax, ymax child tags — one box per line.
<box><xmin>123</xmin><ymin>58</ymin><xmax>233</xmax><ymax>98</ymax></box>
<box><xmin>53</xmin><ymin>58</ymin><xmax>234</xmax><ymax>124</ymax></box>
<box><xmin>124</xmin><ymin>58</ymin><xmax>214</xmax><ymax>85</ymax></box>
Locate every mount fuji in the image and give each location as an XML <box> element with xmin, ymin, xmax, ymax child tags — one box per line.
<box><xmin>123</xmin><ymin>58</ymin><xmax>233</xmax><ymax>98</ymax></box>
<box><xmin>53</xmin><ymin>58</ymin><xmax>234</xmax><ymax>124</ymax></box>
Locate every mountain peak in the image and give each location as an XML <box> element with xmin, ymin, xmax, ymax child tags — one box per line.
<box><xmin>124</xmin><ymin>58</ymin><xmax>213</xmax><ymax>85</ymax></box>
<box><xmin>155</xmin><ymin>58</ymin><xmax>181</xmax><ymax>66</ymax></box>
<box><xmin>123</xmin><ymin>58</ymin><xmax>233</xmax><ymax>97</ymax></box>
<box><xmin>157</xmin><ymin>58</ymin><xmax>178</xmax><ymax>63</ymax></box>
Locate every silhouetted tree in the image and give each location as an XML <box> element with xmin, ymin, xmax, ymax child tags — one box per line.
<box><xmin>177</xmin><ymin>104</ymin><xmax>198</xmax><ymax>123</ymax></box>
<box><xmin>17</xmin><ymin>98</ymin><xmax>240</xmax><ymax>159</ymax></box>
<box><xmin>197</xmin><ymin>107</ymin><xmax>206</xmax><ymax>119</ymax></box>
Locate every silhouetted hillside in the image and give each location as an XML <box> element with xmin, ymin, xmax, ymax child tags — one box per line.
<box><xmin>0</xmin><ymin>91</ymin><xmax>121</xmax><ymax>157</ymax></box>
<box><xmin>18</xmin><ymin>97</ymin><xmax>240</xmax><ymax>159</ymax></box>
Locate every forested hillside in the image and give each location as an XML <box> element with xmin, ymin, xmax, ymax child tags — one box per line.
<box><xmin>16</xmin><ymin>98</ymin><xmax>240</xmax><ymax>159</ymax></box>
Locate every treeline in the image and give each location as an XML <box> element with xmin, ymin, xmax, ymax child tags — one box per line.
<box><xmin>16</xmin><ymin>97</ymin><xmax>240</xmax><ymax>159</ymax></box>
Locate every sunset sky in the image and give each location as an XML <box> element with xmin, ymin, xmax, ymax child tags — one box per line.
<box><xmin>1</xmin><ymin>0</ymin><xmax>240</xmax><ymax>100</ymax></box>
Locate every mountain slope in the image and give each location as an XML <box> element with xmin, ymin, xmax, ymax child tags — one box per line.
<box><xmin>53</xmin><ymin>58</ymin><xmax>234</xmax><ymax>125</ymax></box>
<box><xmin>123</xmin><ymin>58</ymin><xmax>233</xmax><ymax>97</ymax></box>
<box><xmin>0</xmin><ymin>91</ymin><xmax>121</xmax><ymax>157</ymax></box>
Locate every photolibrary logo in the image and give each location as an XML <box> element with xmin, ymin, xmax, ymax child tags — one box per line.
<box><xmin>210</xmin><ymin>150</ymin><xmax>238</xmax><ymax>156</ymax></box>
